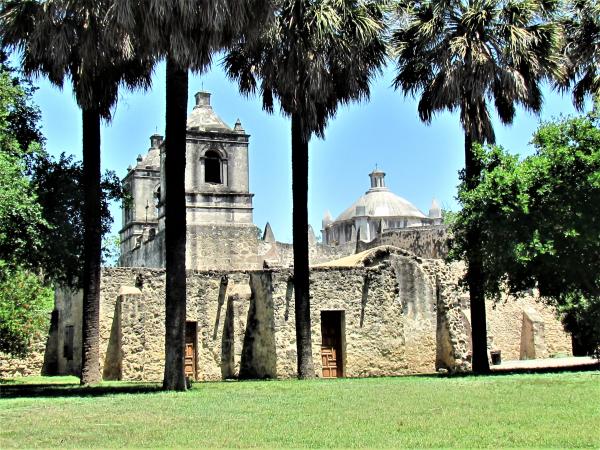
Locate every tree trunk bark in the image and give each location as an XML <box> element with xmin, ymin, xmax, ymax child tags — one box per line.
<box><xmin>291</xmin><ymin>113</ymin><xmax>315</xmax><ymax>379</ymax></box>
<box><xmin>464</xmin><ymin>132</ymin><xmax>490</xmax><ymax>375</ymax></box>
<box><xmin>162</xmin><ymin>57</ymin><xmax>188</xmax><ymax>391</ymax></box>
<box><xmin>80</xmin><ymin>107</ymin><xmax>102</xmax><ymax>385</ymax></box>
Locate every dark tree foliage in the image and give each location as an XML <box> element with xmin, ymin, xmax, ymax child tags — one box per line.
<box><xmin>562</xmin><ymin>0</ymin><xmax>600</xmax><ymax>110</ymax></box>
<box><xmin>450</xmin><ymin>108</ymin><xmax>600</xmax><ymax>356</ymax></box>
<box><xmin>0</xmin><ymin>50</ymin><xmax>44</xmax><ymax>161</ymax></box>
<box><xmin>31</xmin><ymin>153</ymin><xmax>124</xmax><ymax>289</ymax></box>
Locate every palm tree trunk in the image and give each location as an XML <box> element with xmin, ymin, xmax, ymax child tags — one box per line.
<box><xmin>162</xmin><ymin>57</ymin><xmax>188</xmax><ymax>391</ymax></box>
<box><xmin>80</xmin><ymin>107</ymin><xmax>102</xmax><ymax>385</ymax></box>
<box><xmin>291</xmin><ymin>112</ymin><xmax>315</xmax><ymax>379</ymax></box>
<box><xmin>464</xmin><ymin>132</ymin><xmax>490</xmax><ymax>375</ymax></box>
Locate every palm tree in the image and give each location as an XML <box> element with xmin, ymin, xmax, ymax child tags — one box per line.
<box><xmin>118</xmin><ymin>0</ymin><xmax>272</xmax><ymax>390</ymax></box>
<box><xmin>1</xmin><ymin>0</ymin><xmax>152</xmax><ymax>385</ymax></box>
<box><xmin>225</xmin><ymin>0</ymin><xmax>387</xmax><ymax>379</ymax></box>
<box><xmin>563</xmin><ymin>0</ymin><xmax>600</xmax><ymax>109</ymax></box>
<box><xmin>391</xmin><ymin>0</ymin><xmax>563</xmax><ymax>373</ymax></box>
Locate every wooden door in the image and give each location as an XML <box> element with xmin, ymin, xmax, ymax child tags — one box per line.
<box><xmin>320</xmin><ymin>311</ymin><xmax>343</xmax><ymax>378</ymax></box>
<box><xmin>184</xmin><ymin>321</ymin><xmax>197</xmax><ymax>380</ymax></box>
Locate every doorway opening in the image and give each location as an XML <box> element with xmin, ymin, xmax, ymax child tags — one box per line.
<box><xmin>320</xmin><ymin>311</ymin><xmax>345</xmax><ymax>378</ymax></box>
<box><xmin>185</xmin><ymin>321</ymin><xmax>198</xmax><ymax>381</ymax></box>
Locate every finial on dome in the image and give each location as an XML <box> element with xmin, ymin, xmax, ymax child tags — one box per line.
<box><xmin>369</xmin><ymin>168</ymin><xmax>386</xmax><ymax>189</ymax></box>
<box><xmin>150</xmin><ymin>133</ymin><xmax>163</xmax><ymax>148</ymax></box>
<box><xmin>429</xmin><ymin>198</ymin><xmax>442</xmax><ymax>220</ymax></box>
<box><xmin>194</xmin><ymin>91</ymin><xmax>211</xmax><ymax>107</ymax></box>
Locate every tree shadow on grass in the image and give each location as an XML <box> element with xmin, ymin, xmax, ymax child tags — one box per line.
<box><xmin>434</xmin><ymin>361</ymin><xmax>600</xmax><ymax>379</ymax></box>
<box><xmin>0</xmin><ymin>382</ymin><xmax>163</xmax><ymax>399</ymax></box>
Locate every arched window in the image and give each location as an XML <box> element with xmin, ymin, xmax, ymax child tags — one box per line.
<box><xmin>205</xmin><ymin>150</ymin><xmax>221</xmax><ymax>184</ymax></box>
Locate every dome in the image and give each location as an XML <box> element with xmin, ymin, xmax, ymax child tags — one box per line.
<box><xmin>335</xmin><ymin>190</ymin><xmax>427</xmax><ymax>222</ymax></box>
<box><xmin>187</xmin><ymin>91</ymin><xmax>232</xmax><ymax>132</ymax></box>
<box><xmin>333</xmin><ymin>170</ymin><xmax>427</xmax><ymax>223</ymax></box>
<box><xmin>138</xmin><ymin>148</ymin><xmax>160</xmax><ymax>168</ymax></box>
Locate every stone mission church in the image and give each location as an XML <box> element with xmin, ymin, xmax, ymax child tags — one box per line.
<box><xmin>0</xmin><ymin>92</ymin><xmax>573</xmax><ymax>381</ymax></box>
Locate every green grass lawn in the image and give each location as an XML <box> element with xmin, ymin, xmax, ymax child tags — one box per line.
<box><xmin>1</xmin><ymin>372</ymin><xmax>599</xmax><ymax>448</ymax></box>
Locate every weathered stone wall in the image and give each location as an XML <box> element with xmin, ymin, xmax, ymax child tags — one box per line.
<box><xmin>95</xmin><ymin>264</ymin><xmax>410</xmax><ymax>381</ymax></box>
<box><xmin>359</xmin><ymin>226</ymin><xmax>449</xmax><ymax>259</ymax></box>
<box><xmin>119</xmin><ymin>229</ymin><xmax>164</xmax><ymax>268</ymax></box>
<box><xmin>187</xmin><ymin>224</ymin><xmax>260</xmax><ymax>270</ymax></box>
<box><xmin>434</xmin><ymin>262</ymin><xmax>572</xmax><ymax>365</ymax></box>
<box><xmin>392</xmin><ymin>256</ymin><xmax>438</xmax><ymax>373</ymax></box>
<box><xmin>259</xmin><ymin>240</ymin><xmax>357</xmax><ymax>268</ymax></box>
<box><xmin>120</xmin><ymin>224</ymin><xmax>261</xmax><ymax>271</ymax></box>
<box><xmin>6</xmin><ymin>251</ymin><xmax>573</xmax><ymax>380</ymax></box>
<box><xmin>50</xmin><ymin>287</ymin><xmax>83</xmax><ymax>377</ymax></box>
<box><xmin>484</xmin><ymin>295</ymin><xmax>572</xmax><ymax>361</ymax></box>
<box><xmin>0</xmin><ymin>339</ymin><xmax>47</xmax><ymax>378</ymax></box>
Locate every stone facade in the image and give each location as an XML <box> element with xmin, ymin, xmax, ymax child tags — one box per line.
<box><xmin>359</xmin><ymin>226</ymin><xmax>450</xmax><ymax>259</ymax></box>
<box><xmin>13</xmin><ymin>248</ymin><xmax>572</xmax><ymax>382</ymax></box>
<box><xmin>119</xmin><ymin>91</ymin><xmax>258</xmax><ymax>271</ymax></box>
<box><xmin>118</xmin><ymin>92</ymin><xmax>449</xmax><ymax>272</ymax></box>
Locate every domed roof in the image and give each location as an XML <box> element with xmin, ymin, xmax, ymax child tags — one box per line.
<box><xmin>139</xmin><ymin>148</ymin><xmax>160</xmax><ymax>167</ymax></box>
<box><xmin>333</xmin><ymin>170</ymin><xmax>427</xmax><ymax>223</ymax></box>
<box><xmin>187</xmin><ymin>91</ymin><xmax>232</xmax><ymax>132</ymax></box>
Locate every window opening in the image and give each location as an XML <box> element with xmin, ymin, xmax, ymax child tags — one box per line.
<box><xmin>64</xmin><ymin>325</ymin><xmax>74</xmax><ymax>360</ymax></box>
<box><xmin>205</xmin><ymin>151</ymin><xmax>221</xmax><ymax>184</ymax></box>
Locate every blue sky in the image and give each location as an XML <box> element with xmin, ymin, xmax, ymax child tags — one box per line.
<box><xmin>32</xmin><ymin>59</ymin><xmax>581</xmax><ymax>243</ymax></box>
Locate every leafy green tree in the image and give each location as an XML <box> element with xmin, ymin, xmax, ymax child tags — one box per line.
<box><xmin>226</xmin><ymin>0</ymin><xmax>387</xmax><ymax>378</ymax></box>
<box><xmin>0</xmin><ymin>148</ymin><xmax>47</xmax><ymax>274</ymax></box>
<box><xmin>0</xmin><ymin>63</ymin><xmax>123</xmax><ymax>356</ymax></box>
<box><xmin>0</xmin><ymin>51</ymin><xmax>43</xmax><ymax>163</ymax></box>
<box><xmin>451</xmin><ymin>109</ymin><xmax>600</xmax><ymax>357</ymax></box>
<box><xmin>31</xmin><ymin>153</ymin><xmax>124</xmax><ymax>288</ymax></box>
<box><xmin>0</xmin><ymin>264</ymin><xmax>53</xmax><ymax>357</ymax></box>
<box><xmin>392</xmin><ymin>0</ymin><xmax>564</xmax><ymax>373</ymax></box>
<box><xmin>0</xmin><ymin>68</ymin><xmax>51</xmax><ymax>357</ymax></box>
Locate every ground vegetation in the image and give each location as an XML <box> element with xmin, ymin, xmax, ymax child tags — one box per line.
<box><xmin>1</xmin><ymin>373</ymin><xmax>599</xmax><ymax>447</ymax></box>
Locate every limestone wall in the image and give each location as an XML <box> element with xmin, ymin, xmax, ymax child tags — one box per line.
<box><xmin>95</xmin><ymin>257</ymin><xmax>433</xmax><ymax>381</ymax></box>
<box><xmin>0</xmin><ymin>339</ymin><xmax>47</xmax><ymax>378</ymax></box>
<box><xmin>434</xmin><ymin>262</ymin><xmax>572</xmax><ymax>366</ymax></box>
<box><xmin>187</xmin><ymin>224</ymin><xmax>260</xmax><ymax>270</ymax></box>
<box><xmin>359</xmin><ymin>226</ymin><xmax>449</xmax><ymax>259</ymax></box>
<box><xmin>259</xmin><ymin>240</ymin><xmax>357</xmax><ymax>268</ymax></box>
<box><xmin>3</xmin><ymin>252</ymin><xmax>574</xmax><ymax>380</ymax></box>
<box><xmin>485</xmin><ymin>295</ymin><xmax>572</xmax><ymax>361</ymax></box>
<box><xmin>120</xmin><ymin>224</ymin><xmax>261</xmax><ymax>271</ymax></box>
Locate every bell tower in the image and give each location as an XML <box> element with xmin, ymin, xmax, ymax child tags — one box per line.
<box><xmin>120</xmin><ymin>91</ymin><xmax>259</xmax><ymax>270</ymax></box>
<box><xmin>158</xmin><ymin>91</ymin><xmax>258</xmax><ymax>269</ymax></box>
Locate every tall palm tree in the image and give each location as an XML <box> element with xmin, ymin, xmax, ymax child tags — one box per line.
<box><xmin>1</xmin><ymin>0</ymin><xmax>153</xmax><ymax>385</ymax></box>
<box><xmin>225</xmin><ymin>0</ymin><xmax>387</xmax><ymax>379</ymax></box>
<box><xmin>563</xmin><ymin>0</ymin><xmax>600</xmax><ymax>109</ymax></box>
<box><xmin>117</xmin><ymin>0</ymin><xmax>272</xmax><ymax>390</ymax></box>
<box><xmin>392</xmin><ymin>0</ymin><xmax>563</xmax><ymax>374</ymax></box>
